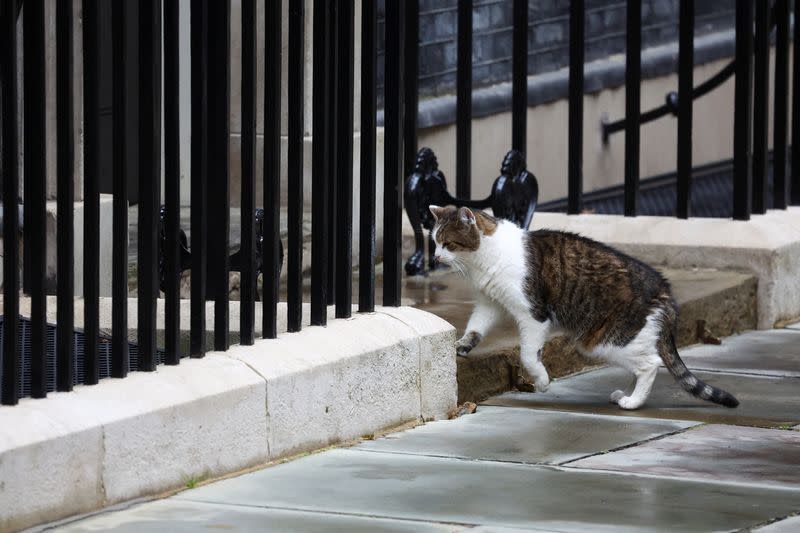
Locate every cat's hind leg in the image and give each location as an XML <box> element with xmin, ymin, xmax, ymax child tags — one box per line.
<box><xmin>518</xmin><ymin>318</ymin><xmax>551</xmax><ymax>392</ymax></box>
<box><xmin>456</xmin><ymin>294</ymin><xmax>506</xmax><ymax>356</ymax></box>
<box><xmin>609</xmin><ymin>376</ymin><xmax>636</xmax><ymax>404</ymax></box>
<box><xmin>614</xmin><ymin>357</ymin><xmax>660</xmax><ymax>410</ymax></box>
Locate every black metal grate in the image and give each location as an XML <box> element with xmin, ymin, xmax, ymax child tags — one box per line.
<box><xmin>0</xmin><ymin>315</ymin><xmax>165</xmax><ymax>400</ymax></box>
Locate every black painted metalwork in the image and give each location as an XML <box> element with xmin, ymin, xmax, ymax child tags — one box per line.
<box><xmin>752</xmin><ymin>0</ymin><xmax>769</xmax><ymax>215</ymax></box>
<box><xmin>287</xmin><ymin>0</ymin><xmax>305</xmax><ymax>330</ymax></box>
<box><xmin>190</xmin><ymin>0</ymin><xmax>209</xmax><ymax>357</ymax></box>
<box><xmin>311</xmin><ymin>0</ymin><xmax>331</xmax><ymax>326</ymax></box>
<box><xmin>326</xmin><ymin>1</ymin><xmax>339</xmax><ymax>308</ymax></box>
<box><xmin>24</xmin><ymin>0</ymin><xmax>48</xmax><ymax>398</ymax></box>
<box><xmin>624</xmin><ymin>0</ymin><xmax>641</xmax><ymax>217</ymax></box>
<box><xmin>56</xmin><ymin>0</ymin><xmax>76</xmax><ymax>389</ymax></box>
<box><xmin>383</xmin><ymin>0</ymin><xmax>405</xmax><ymax>305</ymax></box>
<box><xmin>240</xmin><ymin>0</ymin><xmax>257</xmax><ymax>344</ymax></box>
<box><xmin>773</xmin><ymin>0</ymin><xmax>789</xmax><ymax>210</ymax></box>
<box><xmin>404</xmin><ymin>148</ymin><xmax>538</xmax><ymax>276</ymax></box>
<box><xmin>404</xmin><ymin>0</ymin><xmax>420</xmax><ymax>176</ymax></box>
<box><xmin>793</xmin><ymin>0</ymin><xmax>800</xmax><ymax>206</ymax></box>
<box><xmin>111</xmin><ymin>0</ymin><xmax>130</xmax><ymax>377</ymax></box>
<box><xmin>456</xmin><ymin>0</ymin><xmax>473</xmax><ymax>199</ymax></box>
<box><xmin>359</xmin><ymin>0</ymin><xmax>377</xmax><ymax>313</ymax></box>
<box><xmin>512</xmin><ymin>0</ymin><xmax>527</xmax><ymax>152</ymax></box>
<box><xmin>733</xmin><ymin>0</ymin><xmax>754</xmax><ymax>221</ymax></box>
<box><xmin>676</xmin><ymin>0</ymin><xmax>694</xmax><ymax>219</ymax></box>
<box><xmin>263</xmin><ymin>0</ymin><xmax>282</xmax><ymax>337</ymax></box>
<box><xmin>568</xmin><ymin>0</ymin><xmax>584</xmax><ymax>215</ymax></box>
<box><xmin>163</xmin><ymin>0</ymin><xmax>181</xmax><ymax>364</ymax></box>
<box><xmin>2</xmin><ymin>0</ymin><xmax>21</xmax><ymax>405</ymax></box>
<box><xmin>336</xmin><ymin>0</ymin><xmax>355</xmax><ymax>319</ymax></box>
<box><xmin>83</xmin><ymin>0</ymin><xmax>101</xmax><ymax>383</ymax></box>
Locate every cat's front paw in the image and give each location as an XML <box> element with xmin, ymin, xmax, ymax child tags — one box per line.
<box><xmin>455</xmin><ymin>331</ymin><xmax>482</xmax><ymax>357</ymax></box>
<box><xmin>534</xmin><ymin>376</ymin><xmax>550</xmax><ymax>392</ymax></box>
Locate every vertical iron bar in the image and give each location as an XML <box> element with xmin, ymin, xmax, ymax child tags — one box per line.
<box><xmin>263</xmin><ymin>0</ymin><xmax>282</xmax><ymax>338</ymax></box>
<box><xmin>208</xmin><ymin>0</ymin><xmax>231</xmax><ymax>350</ymax></box>
<box><xmin>567</xmin><ymin>0</ymin><xmax>584</xmax><ymax>215</ymax></box>
<box><xmin>82</xmin><ymin>0</ymin><xmax>100</xmax><ymax>383</ymax></box>
<box><xmin>512</xmin><ymin>0</ymin><xmax>527</xmax><ymax>152</ymax></box>
<box><xmin>773</xmin><ymin>0</ymin><xmax>790</xmax><ymax>209</ymax></box>
<box><xmin>456</xmin><ymin>0</ymin><xmax>472</xmax><ymax>198</ymax></box>
<box><xmin>24</xmin><ymin>0</ymin><xmax>48</xmax><ymax>398</ymax></box>
<box><xmin>624</xmin><ymin>0</ymin><xmax>641</xmax><ymax>217</ymax></box>
<box><xmin>359</xmin><ymin>0</ymin><xmax>377</xmax><ymax>313</ymax></box>
<box><xmin>335</xmin><ymin>0</ymin><xmax>354</xmax><ymax>319</ymax></box>
<box><xmin>733</xmin><ymin>0</ymin><xmax>754</xmax><ymax>221</ymax></box>
<box><xmin>240</xmin><ymin>0</ymin><xmax>256</xmax><ymax>343</ymax></box>
<box><xmin>138</xmin><ymin>0</ymin><xmax>162</xmax><ymax>370</ymax></box>
<box><xmin>56</xmin><ymin>0</ymin><xmax>75</xmax><ymax>390</ymax></box>
<box><xmin>326</xmin><ymin>1</ymin><xmax>338</xmax><ymax>307</ymax></box>
<box><xmin>383</xmin><ymin>0</ymin><xmax>405</xmax><ymax>306</ymax></box>
<box><xmin>163</xmin><ymin>0</ymin><xmax>181</xmax><ymax>363</ymax></box>
<box><xmin>752</xmin><ymin>0</ymin><xmax>769</xmax><ymax>214</ymax></box>
<box><xmin>190</xmin><ymin>0</ymin><xmax>209</xmax><ymax>356</ymax></box>
<box><xmin>676</xmin><ymin>0</ymin><xmax>694</xmax><ymax>219</ymax></box>
<box><xmin>403</xmin><ymin>0</ymin><xmax>419</xmax><ymax>174</ymax></box>
<box><xmin>793</xmin><ymin>0</ymin><xmax>800</xmax><ymax>205</ymax></box>
<box><xmin>287</xmin><ymin>0</ymin><xmax>305</xmax><ymax>331</ymax></box>
<box><xmin>111</xmin><ymin>0</ymin><xmax>129</xmax><ymax>377</ymax></box>
<box><xmin>1</xmin><ymin>0</ymin><xmax>21</xmax><ymax>405</ymax></box>
<box><xmin>311</xmin><ymin>0</ymin><xmax>331</xmax><ymax>326</ymax></box>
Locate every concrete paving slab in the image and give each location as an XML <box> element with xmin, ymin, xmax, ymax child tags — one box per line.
<box><xmin>570</xmin><ymin>424</ymin><xmax>800</xmax><ymax>489</ymax></box>
<box><xmin>484</xmin><ymin>368</ymin><xmax>800</xmax><ymax>427</ymax></box>
<box><xmin>680</xmin><ymin>329</ymin><xmax>800</xmax><ymax>377</ymax></box>
<box><xmin>357</xmin><ymin>406</ymin><xmax>696</xmax><ymax>465</ymax></box>
<box><xmin>56</xmin><ymin>499</ymin><xmax>462</xmax><ymax>532</ymax></box>
<box><xmin>755</xmin><ymin>515</ymin><xmax>800</xmax><ymax>532</ymax></box>
<box><xmin>174</xmin><ymin>449</ymin><xmax>800</xmax><ymax>532</ymax></box>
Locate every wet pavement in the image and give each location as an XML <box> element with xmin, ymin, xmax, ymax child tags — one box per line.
<box><xmin>56</xmin><ymin>325</ymin><xmax>800</xmax><ymax>532</ymax></box>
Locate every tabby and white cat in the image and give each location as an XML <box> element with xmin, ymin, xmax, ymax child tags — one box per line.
<box><xmin>430</xmin><ymin>205</ymin><xmax>739</xmax><ymax>410</ymax></box>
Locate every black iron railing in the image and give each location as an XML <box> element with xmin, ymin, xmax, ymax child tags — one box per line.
<box><xmin>2</xmin><ymin>0</ymin><xmax>800</xmax><ymax>405</ymax></box>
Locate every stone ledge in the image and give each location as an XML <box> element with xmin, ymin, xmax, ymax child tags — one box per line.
<box><xmin>0</xmin><ymin>307</ymin><xmax>456</xmax><ymax>532</ymax></box>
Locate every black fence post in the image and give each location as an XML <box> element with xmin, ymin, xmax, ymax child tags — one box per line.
<box><xmin>512</xmin><ymin>0</ymin><xmax>527</xmax><ymax>153</ymax></box>
<box><xmin>793</xmin><ymin>0</ymin><xmax>800</xmax><ymax>205</ymax></box>
<box><xmin>383</xmin><ymin>0</ymin><xmax>405</xmax><ymax>306</ymax></box>
<box><xmin>24</xmin><ymin>0</ymin><xmax>48</xmax><ymax>398</ymax></box>
<box><xmin>568</xmin><ymin>0</ymin><xmax>584</xmax><ymax>215</ymax></box>
<box><xmin>190</xmin><ymin>0</ymin><xmax>209</xmax><ymax>356</ymax></box>
<box><xmin>263</xmin><ymin>0</ymin><xmax>282</xmax><ymax>338</ymax></box>
<box><xmin>240</xmin><ymin>0</ymin><xmax>257</xmax><ymax>343</ymax></box>
<box><xmin>752</xmin><ymin>0</ymin><xmax>770</xmax><ymax>214</ymax></box>
<box><xmin>624</xmin><ymin>0</ymin><xmax>641</xmax><ymax>217</ymax></box>
<box><xmin>287</xmin><ymin>0</ymin><xmax>305</xmax><ymax>331</ymax></box>
<box><xmin>326</xmin><ymin>1</ymin><xmax>339</xmax><ymax>307</ymax></box>
<box><xmin>676</xmin><ymin>0</ymin><xmax>694</xmax><ymax>219</ymax></box>
<box><xmin>404</xmin><ymin>1</ymin><xmax>419</xmax><ymax>176</ymax></box>
<box><xmin>456</xmin><ymin>0</ymin><xmax>472</xmax><ymax>198</ymax></box>
<box><xmin>56</xmin><ymin>0</ymin><xmax>76</xmax><ymax>390</ymax></box>
<box><xmin>311</xmin><ymin>0</ymin><xmax>331</xmax><ymax>326</ymax></box>
<box><xmin>359</xmin><ymin>0</ymin><xmax>377</xmax><ymax>314</ymax></box>
<box><xmin>733</xmin><ymin>0</ymin><xmax>754</xmax><ymax>221</ymax></box>
<box><xmin>773</xmin><ymin>0</ymin><xmax>790</xmax><ymax>209</ymax></box>
<box><xmin>163</xmin><ymin>0</ymin><xmax>181</xmax><ymax>363</ymax></box>
<box><xmin>83</xmin><ymin>0</ymin><xmax>101</xmax><ymax>383</ymax></box>
<box><xmin>111</xmin><ymin>0</ymin><xmax>130</xmax><ymax>377</ymax></box>
<box><xmin>335</xmin><ymin>0</ymin><xmax>355</xmax><ymax>319</ymax></box>
<box><xmin>2</xmin><ymin>0</ymin><xmax>21</xmax><ymax>405</ymax></box>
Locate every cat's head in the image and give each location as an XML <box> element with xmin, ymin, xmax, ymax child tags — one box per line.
<box><xmin>429</xmin><ymin>205</ymin><xmax>496</xmax><ymax>265</ymax></box>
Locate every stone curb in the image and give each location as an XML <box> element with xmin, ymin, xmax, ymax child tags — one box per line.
<box><xmin>0</xmin><ymin>307</ymin><xmax>457</xmax><ymax>532</ymax></box>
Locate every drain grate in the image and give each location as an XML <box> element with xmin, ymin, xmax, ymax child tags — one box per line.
<box><xmin>0</xmin><ymin>315</ymin><xmax>166</xmax><ymax>400</ymax></box>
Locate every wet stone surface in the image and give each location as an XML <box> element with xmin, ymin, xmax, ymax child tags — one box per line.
<box><xmin>755</xmin><ymin>515</ymin><xmax>800</xmax><ymax>532</ymax></box>
<box><xmin>571</xmin><ymin>424</ymin><xmax>800</xmax><ymax>488</ymax></box>
<box><xmin>173</xmin><ymin>449</ymin><xmax>800</xmax><ymax>532</ymax></box>
<box><xmin>483</xmin><ymin>368</ymin><xmax>800</xmax><ymax>428</ymax></box>
<box><xmin>679</xmin><ymin>328</ymin><xmax>800</xmax><ymax>377</ymax></box>
<box><xmin>357</xmin><ymin>406</ymin><xmax>696</xmax><ymax>465</ymax></box>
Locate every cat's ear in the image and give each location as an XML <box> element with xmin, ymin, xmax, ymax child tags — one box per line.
<box><xmin>429</xmin><ymin>205</ymin><xmax>443</xmax><ymax>221</ymax></box>
<box><xmin>459</xmin><ymin>207</ymin><xmax>476</xmax><ymax>225</ymax></box>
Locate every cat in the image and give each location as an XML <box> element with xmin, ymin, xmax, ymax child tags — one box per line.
<box><xmin>429</xmin><ymin>205</ymin><xmax>739</xmax><ymax>410</ymax></box>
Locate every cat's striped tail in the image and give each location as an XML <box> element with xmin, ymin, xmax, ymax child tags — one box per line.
<box><xmin>659</xmin><ymin>334</ymin><xmax>739</xmax><ymax>408</ymax></box>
